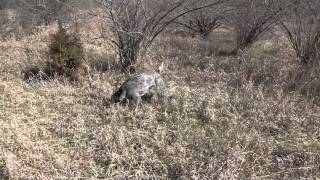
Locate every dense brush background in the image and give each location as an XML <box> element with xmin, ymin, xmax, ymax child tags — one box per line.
<box><xmin>0</xmin><ymin>0</ymin><xmax>320</xmax><ymax>179</ymax></box>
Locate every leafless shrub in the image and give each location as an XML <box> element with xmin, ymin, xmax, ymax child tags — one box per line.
<box><xmin>71</xmin><ymin>0</ymin><xmax>98</xmax><ymax>10</ymax></box>
<box><xmin>11</xmin><ymin>0</ymin><xmax>76</xmax><ymax>36</ymax></box>
<box><xmin>0</xmin><ymin>0</ymin><xmax>17</xmax><ymax>9</ymax></box>
<box><xmin>265</xmin><ymin>0</ymin><xmax>320</xmax><ymax>98</ymax></box>
<box><xmin>273</xmin><ymin>0</ymin><xmax>320</xmax><ymax>66</ymax></box>
<box><xmin>0</xmin><ymin>9</ymin><xmax>18</xmax><ymax>40</ymax></box>
<box><xmin>16</xmin><ymin>0</ymin><xmax>65</xmax><ymax>24</ymax></box>
<box><xmin>175</xmin><ymin>3</ymin><xmax>229</xmax><ymax>39</ymax></box>
<box><xmin>227</xmin><ymin>0</ymin><xmax>276</xmax><ymax>52</ymax></box>
<box><xmin>0</xmin><ymin>1</ymin><xmax>6</xmax><ymax>10</ymax></box>
<box><xmin>0</xmin><ymin>0</ymin><xmax>98</xmax><ymax>38</ymax></box>
<box><xmin>100</xmin><ymin>0</ymin><xmax>225</xmax><ymax>72</ymax></box>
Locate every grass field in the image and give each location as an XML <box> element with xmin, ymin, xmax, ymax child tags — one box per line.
<box><xmin>0</xmin><ymin>22</ymin><xmax>319</xmax><ymax>179</ymax></box>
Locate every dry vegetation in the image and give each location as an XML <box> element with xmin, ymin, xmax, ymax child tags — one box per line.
<box><xmin>0</xmin><ymin>2</ymin><xmax>320</xmax><ymax>179</ymax></box>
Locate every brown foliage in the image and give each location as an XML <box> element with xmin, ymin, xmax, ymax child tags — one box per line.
<box><xmin>46</xmin><ymin>23</ymin><xmax>85</xmax><ymax>81</ymax></box>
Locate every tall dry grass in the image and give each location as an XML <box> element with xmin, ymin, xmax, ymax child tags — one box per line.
<box><xmin>0</xmin><ymin>20</ymin><xmax>319</xmax><ymax>179</ymax></box>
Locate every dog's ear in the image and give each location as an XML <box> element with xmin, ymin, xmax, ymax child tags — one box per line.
<box><xmin>157</xmin><ymin>62</ymin><xmax>164</xmax><ymax>73</ymax></box>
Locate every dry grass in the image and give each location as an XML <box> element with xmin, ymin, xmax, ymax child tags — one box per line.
<box><xmin>0</xmin><ymin>21</ymin><xmax>319</xmax><ymax>179</ymax></box>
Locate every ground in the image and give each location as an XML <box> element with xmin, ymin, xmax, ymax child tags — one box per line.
<box><xmin>0</xmin><ymin>23</ymin><xmax>319</xmax><ymax>179</ymax></box>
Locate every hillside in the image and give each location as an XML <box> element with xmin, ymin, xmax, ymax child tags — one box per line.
<box><xmin>0</xmin><ymin>22</ymin><xmax>320</xmax><ymax>179</ymax></box>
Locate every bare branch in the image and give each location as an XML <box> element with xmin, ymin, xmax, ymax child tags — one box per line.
<box><xmin>101</xmin><ymin>0</ymin><xmax>226</xmax><ymax>72</ymax></box>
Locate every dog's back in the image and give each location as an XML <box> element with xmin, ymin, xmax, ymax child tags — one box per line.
<box><xmin>111</xmin><ymin>63</ymin><xmax>165</xmax><ymax>104</ymax></box>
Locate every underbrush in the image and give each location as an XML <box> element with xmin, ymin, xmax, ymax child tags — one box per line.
<box><xmin>0</xmin><ymin>26</ymin><xmax>319</xmax><ymax>179</ymax></box>
<box><xmin>158</xmin><ymin>33</ymin><xmax>320</xmax><ymax>102</ymax></box>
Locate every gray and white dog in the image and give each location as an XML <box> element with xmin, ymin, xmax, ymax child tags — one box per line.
<box><xmin>111</xmin><ymin>63</ymin><xmax>165</xmax><ymax>108</ymax></box>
